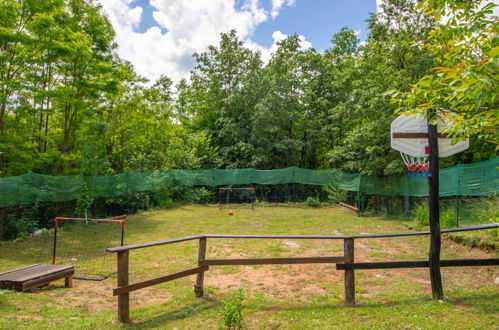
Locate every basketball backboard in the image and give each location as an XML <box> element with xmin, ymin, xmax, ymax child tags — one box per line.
<box><xmin>391</xmin><ymin>114</ymin><xmax>469</xmax><ymax>158</ymax></box>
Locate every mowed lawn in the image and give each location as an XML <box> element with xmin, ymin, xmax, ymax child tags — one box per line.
<box><xmin>0</xmin><ymin>205</ymin><xmax>497</xmax><ymax>329</ymax></box>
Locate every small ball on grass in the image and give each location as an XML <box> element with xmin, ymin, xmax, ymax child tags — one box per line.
<box><xmin>228</xmin><ymin>211</ymin><xmax>234</xmax><ymax>215</ymax></box>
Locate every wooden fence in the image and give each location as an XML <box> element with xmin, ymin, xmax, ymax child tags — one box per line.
<box><xmin>107</xmin><ymin>223</ymin><xmax>499</xmax><ymax>323</ymax></box>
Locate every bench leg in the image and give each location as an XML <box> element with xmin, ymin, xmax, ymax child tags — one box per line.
<box><xmin>65</xmin><ymin>276</ymin><xmax>73</xmax><ymax>288</ymax></box>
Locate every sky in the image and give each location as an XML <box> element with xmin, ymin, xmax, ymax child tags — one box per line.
<box><xmin>97</xmin><ymin>0</ymin><xmax>378</xmax><ymax>83</ymax></box>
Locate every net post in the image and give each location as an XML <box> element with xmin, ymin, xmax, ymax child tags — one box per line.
<box><xmin>120</xmin><ymin>221</ymin><xmax>125</xmax><ymax>246</ymax></box>
<box><xmin>194</xmin><ymin>237</ymin><xmax>207</xmax><ymax>297</ymax></box>
<box><xmin>0</xmin><ymin>207</ymin><xmax>4</xmax><ymax>241</ymax></box>
<box><xmin>344</xmin><ymin>238</ymin><xmax>355</xmax><ymax>305</ymax></box>
<box><xmin>52</xmin><ymin>218</ymin><xmax>58</xmax><ymax>265</ymax></box>
<box><xmin>117</xmin><ymin>250</ymin><xmax>130</xmax><ymax>323</ymax></box>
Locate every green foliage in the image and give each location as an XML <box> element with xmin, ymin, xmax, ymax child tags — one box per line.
<box><xmin>306</xmin><ymin>196</ymin><xmax>322</xmax><ymax>208</ymax></box>
<box><xmin>220</xmin><ymin>289</ymin><xmax>245</xmax><ymax>330</ymax></box>
<box><xmin>413</xmin><ymin>202</ymin><xmax>429</xmax><ymax>226</ymax></box>
<box><xmin>440</xmin><ymin>207</ymin><xmax>457</xmax><ymax>229</ymax></box>
<box><xmin>392</xmin><ymin>0</ymin><xmax>498</xmax><ymax>146</ymax></box>
<box><xmin>462</xmin><ymin>196</ymin><xmax>499</xmax><ymax>237</ymax></box>
<box><xmin>4</xmin><ymin>213</ymin><xmax>38</xmax><ymax>240</ymax></box>
<box><xmin>1</xmin><ymin>0</ymin><xmax>496</xmax><ymax>240</ymax></box>
<box><xmin>105</xmin><ymin>191</ymin><xmax>154</xmax><ymax>214</ymax></box>
<box><xmin>323</xmin><ymin>186</ymin><xmax>348</xmax><ymax>203</ymax></box>
<box><xmin>75</xmin><ymin>184</ymin><xmax>94</xmax><ymax>218</ymax></box>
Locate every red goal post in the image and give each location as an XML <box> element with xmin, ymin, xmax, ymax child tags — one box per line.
<box><xmin>218</xmin><ymin>187</ymin><xmax>256</xmax><ymax>210</ymax></box>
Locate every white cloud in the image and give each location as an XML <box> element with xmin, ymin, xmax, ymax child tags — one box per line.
<box><xmin>271</xmin><ymin>0</ymin><xmax>295</xmax><ymax>19</ymax></box>
<box><xmin>245</xmin><ymin>30</ymin><xmax>312</xmax><ymax>64</ymax></box>
<box><xmin>97</xmin><ymin>0</ymin><xmax>301</xmax><ymax>83</ymax></box>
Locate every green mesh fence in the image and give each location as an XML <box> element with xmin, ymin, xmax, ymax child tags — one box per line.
<box><xmin>0</xmin><ymin>158</ymin><xmax>497</xmax><ymax>207</ymax></box>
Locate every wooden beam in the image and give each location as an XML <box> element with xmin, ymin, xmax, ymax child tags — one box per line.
<box><xmin>428</xmin><ymin>122</ymin><xmax>444</xmax><ymax>300</ymax></box>
<box><xmin>336</xmin><ymin>258</ymin><xmax>499</xmax><ymax>270</ymax></box>
<box><xmin>113</xmin><ymin>266</ymin><xmax>209</xmax><ymax>296</ymax></box>
<box><xmin>344</xmin><ymin>239</ymin><xmax>355</xmax><ymax>305</ymax></box>
<box><xmin>107</xmin><ymin>235</ymin><xmax>202</xmax><ymax>253</ymax></box>
<box><xmin>339</xmin><ymin>202</ymin><xmax>359</xmax><ymax>212</ymax></box>
<box><xmin>21</xmin><ymin>268</ymin><xmax>74</xmax><ymax>291</ymax></box>
<box><xmin>392</xmin><ymin>132</ymin><xmax>451</xmax><ymax>138</ymax></box>
<box><xmin>65</xmin><ymin>276</ymin><xmax>72</xmax><ymax>288</ymax></box>
<box><xmin>195</xmin><ymin>238</ymin><xmax>207</xmax><ymax>298</ymax></box>
<box><xmin>200</xmin><ymin>256</ymin><xmax>344</xmax><ymax>266</ymax></box>
<box><xmin>106</xmin><ymin>223</ymin><xmax>499</xmax><ymax>254</ymax></box>
<box><xmin>337</xmin><ymin>260</ymin><xmax>427</xmax><ymax>270</ymax></box>
<box><xmin>117</xmin><ymin>251</ymin><xmax>129</xmax><ymax>323</ymax></box>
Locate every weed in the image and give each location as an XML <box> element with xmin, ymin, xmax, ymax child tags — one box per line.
<box><xmin>220</xmin><ymin>289</ymin><xmax>245</xmax><ymax>330</ymax></box>
<box><xmin>306</xmin><ymin>197</ymin><xmax>321</xmax><ymax>208</ymax></box>
<box><xmin>412</xmin><ymin>202</ymin><xmax>429</xmax><ymax>226</ymax></box>
<box><xmin>441</xmin><ymin>207</ymin><xmax>457</xmax><ymax>228</ymax></box>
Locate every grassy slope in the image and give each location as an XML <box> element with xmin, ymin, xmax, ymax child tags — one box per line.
<box><xmin>0</xmin><ymin>205</ymin><xmax>497</xmax><ymax>329</ymax></box>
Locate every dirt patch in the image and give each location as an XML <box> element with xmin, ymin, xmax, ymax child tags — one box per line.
<box><xmin>205</xmin><ymin>263</ymin><xmax>341</xmax><ymax>299</ymax></box>
<box><xmin>35</xmin><ymin>276</ymin><xmax>175</xmax><ymax>313</ymax></box>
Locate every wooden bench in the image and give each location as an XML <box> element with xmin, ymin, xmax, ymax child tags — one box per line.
<box><xmin>0</xmin><ymin>264</ymin><xmax>74</xmax><ymax>291</ymax></box>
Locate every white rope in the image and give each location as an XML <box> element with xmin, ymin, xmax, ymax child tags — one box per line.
<box><xmin>400</xmin><ymin>152</ymin><xmax>429</xmax><ymax>170</ymax></box>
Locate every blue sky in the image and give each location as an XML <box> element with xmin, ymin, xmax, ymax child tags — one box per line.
<box><xmin>99</xmin><ymin>0</ymin><xmax>378</xmax><ymax>81</ymax></box>
<box><xmin>131</xmin><ymin>0</ymin><xmax>375</xmax><ymax>50</ymax></box>
<box><xmin>251</xmin><ymin>0</ymin><xmax>375</xmax><ymax>50</ymax></box>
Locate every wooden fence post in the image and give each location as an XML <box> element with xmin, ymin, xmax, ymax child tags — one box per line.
<box><xmin>117</xmin><ymin>250</ymin><xmax>129</xmax><ymax>323</ymax></box>
<box><xmin>194</xmin><ymin>237</ymin><xmax>207</xmax><ymax>297</ymax></box>
<box><xmin>344</xmin><ymin>238</ymin><xmax>355</xmax><ymax>305</ymax></box>
<box><xmin>427</xmin><ymin>122</ymin><xmax>444</xmax><ymax>300</ymax></box>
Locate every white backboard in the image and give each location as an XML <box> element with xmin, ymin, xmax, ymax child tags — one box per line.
<box><xmin>391</xmin><ymin>114</ymin><xmax>469</xmax><ymax>157</ymax></box>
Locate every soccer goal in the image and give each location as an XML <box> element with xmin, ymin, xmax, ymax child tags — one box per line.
<box><xmin>218</xmin><ymin>187</ymin><xmax>256</xmax><ymax>210</ymax></box>
<box><xmin>52</xmin><ymin>215</ymin><xmax>126</xmax><ymax>281</ymax></box>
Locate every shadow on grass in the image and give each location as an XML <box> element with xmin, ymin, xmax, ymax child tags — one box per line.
<box><xmin>129</xmin><ymin>297</ymin><xmax>222</xmax><ymax>329</ymax></box>
<box><xmin>124</xmin><ymin>291</ymin><xmax>498</xmax><ymax>328</ymax></box>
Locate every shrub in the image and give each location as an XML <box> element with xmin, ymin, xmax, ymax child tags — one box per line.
<box><xmin>322</xmin><ymin>185</ymin><xmax>348</xmax><ymax>204</ymax></box>
<box><xmin>440</xmin><ymin>207</ymin><xmax>457</xmax><ymax>229</ymax></box>
<box><xmin>254</xmin><ymin>200</ymin><xmax>270</xmax><ymax>207</ymax></box>
<box><xmin>76</xmin><ymin>184</ymin><xmax>94</xmax><ymax>218</ymax></box>
<box><xmin>4</xmin><ymin>214</ymin><xmax>38</xmax><ymax>240</ymax></box>
<box><xmin>306</xmin><ymin>196</ymin><xmax>322</xmax><ymax>207</ymax></box>
<box><xmin>413</xmin><ymin>202</ymin><xmax>429</xmax><ymax>226</ymax></box>
<box><xmin>220</xmin><ymin>289</ymin><xmax>245</xmax><ymax>330</ymax></box>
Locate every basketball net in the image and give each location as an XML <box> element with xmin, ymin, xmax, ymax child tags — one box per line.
<box><xmin>400</xmin><ymin>152</ymin><xmax>429</xmax><ymax>178</ymax></box>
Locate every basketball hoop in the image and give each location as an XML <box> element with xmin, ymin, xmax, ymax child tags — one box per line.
<box><xmin>390</xmin><ymin>114</ymin><xmax>469</xmax><ymax>178</ymax></box>
<box><xmin>400</xmin><ymin>150</ymin><xmax>429</xmax><ymax>177</ymax></box>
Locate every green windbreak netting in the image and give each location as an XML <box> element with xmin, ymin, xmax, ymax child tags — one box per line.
<box><xmin>0</xmin><ymin>157</ymin><xmax>497</xmax><ymax>207</ymax></box>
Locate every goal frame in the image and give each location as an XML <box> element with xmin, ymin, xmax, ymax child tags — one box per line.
<box><xmin>218</xmin><ymin>187</ymin><xmax>256</xmax><ymax>210</ymax></box>
<box><xmin>52</xmin><ymin>215</ymin><xmax>126</xmax><ymax>281</ymax></box>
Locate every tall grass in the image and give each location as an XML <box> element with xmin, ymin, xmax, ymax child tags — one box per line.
<box><xmin>413</xmin><ymin>202</ymin><xmax>429</xmax><ymax>226</ymax></box>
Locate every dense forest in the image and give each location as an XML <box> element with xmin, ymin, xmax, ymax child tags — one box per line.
<box><xmin>1</xmin><ymin>0</ymin><xmax>495</xmax><ymax>180</ymax></box>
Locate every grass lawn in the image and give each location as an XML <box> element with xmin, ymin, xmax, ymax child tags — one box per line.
<box><xmin>0</xmin><ymin>205</ymin><xmax>497</xmax><ymax>329</ymax></box>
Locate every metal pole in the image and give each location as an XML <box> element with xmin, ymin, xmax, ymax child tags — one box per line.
<box><xmin>120</xmin><ymin>221</ymin><xmax>125</xmax><ymax>246</ymax></box>
<box><xmin>52</xmin><ymin>219</ymin><xmax>58</xmax><ymax>265</ymax></box>
<box><xmin>427</xmin><ymin>122</ymin><xmax>444</xmax><ymax>300</ymax></box>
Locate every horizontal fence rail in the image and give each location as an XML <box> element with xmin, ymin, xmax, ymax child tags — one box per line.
<box><xmin>336</xmin><ymin>258</ymin><xmax>499</xmax><ymax>270</ymax></box>
<box><xmin>107</xmin><ymin>223</ymin><xmax>499</xmax><ymax>323</ymax></box>
<box><xmin>200</xmin><ymin>256</ymin><xmax>345</xmax><ymax>266</ymax></box>
<box><xmin>107</xmin><ymin>223</ymin><xmax>499</xmax><ymax>253</ymax></box>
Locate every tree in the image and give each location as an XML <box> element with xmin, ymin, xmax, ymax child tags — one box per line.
<box><xmin>250</xmin><ymin>35</ymin><xmax>307</xmax><ymax>169</ymax></box>
<box><xmin>188</xmin><ymin>30</ymin><xmax>262</xmax><ymax>168</ymax></box>
<box><xmin>392</xmin><ymin>0</ymin><xmax>498</xmax><ymax>146</ymax></box>
<box><xmin>327</xmin><ymin>0</ymin><xmax>435</xmax><ymax>175</ymax></box>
